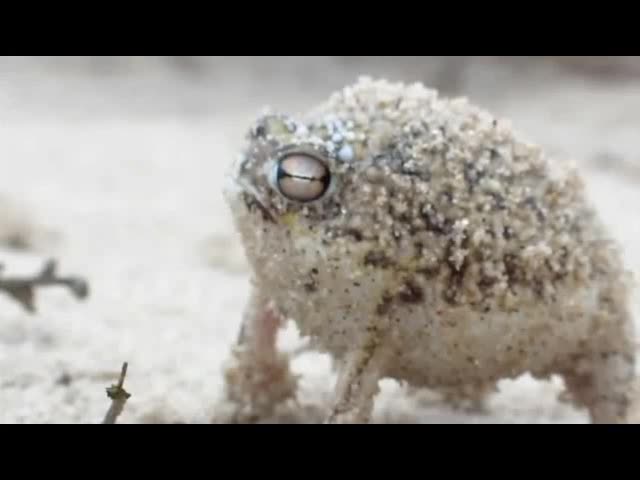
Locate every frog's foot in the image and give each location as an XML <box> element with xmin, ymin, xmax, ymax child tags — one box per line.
<box><xmin>221</xmin><ymin>344</ymin><xmax>299</xmax><ymax>423</ymax></box>
<box><xmin>561</xmin><ymin>350</ymin><xmax>635</xmax><ymax>424</ymax></box>
<box><xmin>436</xmin><ymin>382</ymin><xmax>496</xmax><ymax>414</ymax></box>
<box><xmin>215</xmin><ymin>299</ymin><xmax>299</xmax><ymax>423</ymax></box>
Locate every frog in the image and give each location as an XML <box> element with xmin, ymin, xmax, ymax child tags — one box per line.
<box><xmin>219</xmin><ymin>76</ymin><xmax>636</xmax><ymax>424</ymax></box>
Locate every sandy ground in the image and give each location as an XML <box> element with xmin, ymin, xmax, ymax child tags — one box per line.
<box><xmin>1</xmin><ymin>57</ymin><xmax>640</xmax><ymax>424</ymax></box>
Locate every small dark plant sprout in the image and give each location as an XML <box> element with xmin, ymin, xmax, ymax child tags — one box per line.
<box><xmin>102</xmin><ymin>362</ymin><xmax>131</xmax><ymax>424</ymax></box>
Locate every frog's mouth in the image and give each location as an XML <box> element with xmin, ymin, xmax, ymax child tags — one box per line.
<box><xmin>243</xmin><ymin>191</ymin><xmax>276</xmax><ymax>224</ymax></box>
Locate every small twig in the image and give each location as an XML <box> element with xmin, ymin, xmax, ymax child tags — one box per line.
<box><xmin>0</xmin><ymin>259</ymin><xmax>89</xmax><ymax>313</ymax></box>
<box><xmin>102</xmin><ymin>362</ymin><xmax>131</xmax><ymax>424</ymax></box>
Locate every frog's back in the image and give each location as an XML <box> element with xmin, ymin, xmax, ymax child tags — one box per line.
<box><xmin>302</xmin><ymin>77</ymin><xmax>624</xmax><ymax>317</ymax></box>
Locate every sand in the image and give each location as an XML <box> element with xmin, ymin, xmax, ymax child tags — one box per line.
<box><xmin>0</xmin><ymin>56</ymin><xmax>639</xmax><ymax>424</ymax></box>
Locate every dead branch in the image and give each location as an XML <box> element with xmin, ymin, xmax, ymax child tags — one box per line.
<box><xmin>102</xmin><ymin>362</ymin><xmax>131</xmax><ymax>424</ymax></box>
<box><xmin>0</xmin><ymin>259</ymin><xmax>88</xmax><ymax>313</ymax></box>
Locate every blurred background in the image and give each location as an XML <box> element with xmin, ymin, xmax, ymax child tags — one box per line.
<box><xmin>0</xmin><ymin>56</ymin><xmax>639</xmax><ymax>424</ymax></box>
<box><xmin>3</xmin><ymin>56</ymin><xmax>640</xmax><ymax>116</ymax></box>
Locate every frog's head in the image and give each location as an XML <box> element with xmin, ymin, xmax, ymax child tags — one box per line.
<box><xmin>224</xmin><ymin>109</ymin><xmax>376</xmax><ymax>262</ymax></box>
<box><xmin>224</xmin><ymin>107</ymin><xmax>400</xmax><ymax>343</ymax></box>
<box><xmin>223</xmin><ymin>78</ymin><xmax>446</xmax><ymax>345</ymax></box>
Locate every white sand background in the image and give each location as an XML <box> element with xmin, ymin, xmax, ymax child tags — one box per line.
<box><xmin>1</xmin><ymin>56</ymin><xmax>640</xmax><ymax>424</ymax></box>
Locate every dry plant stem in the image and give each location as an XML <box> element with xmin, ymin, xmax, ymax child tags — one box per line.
<box><xmin>102</xmin><ymin>362</ymin><xmax>131</xmax><ymax>424</ymax></box>
<box><xmin>0</xmin><ymin>259</ymin><xmax>89</xmax><ymax>313</ymax></box>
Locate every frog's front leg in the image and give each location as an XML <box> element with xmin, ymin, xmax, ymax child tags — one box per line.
<box><xmin>325</xmin><ymin>332</ymin><xmax>389</xmax><ymax>424</ymax></box>
<box><xmin>221</xmin><ymin>286</ymin><xmax>298</xmax><ymax>422</ymax></box>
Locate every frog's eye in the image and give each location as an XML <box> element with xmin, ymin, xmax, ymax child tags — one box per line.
<box><xmin>274</xmin><ymin>152</ymin><xmax>331</xmax><ymax>202</ymax></box>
